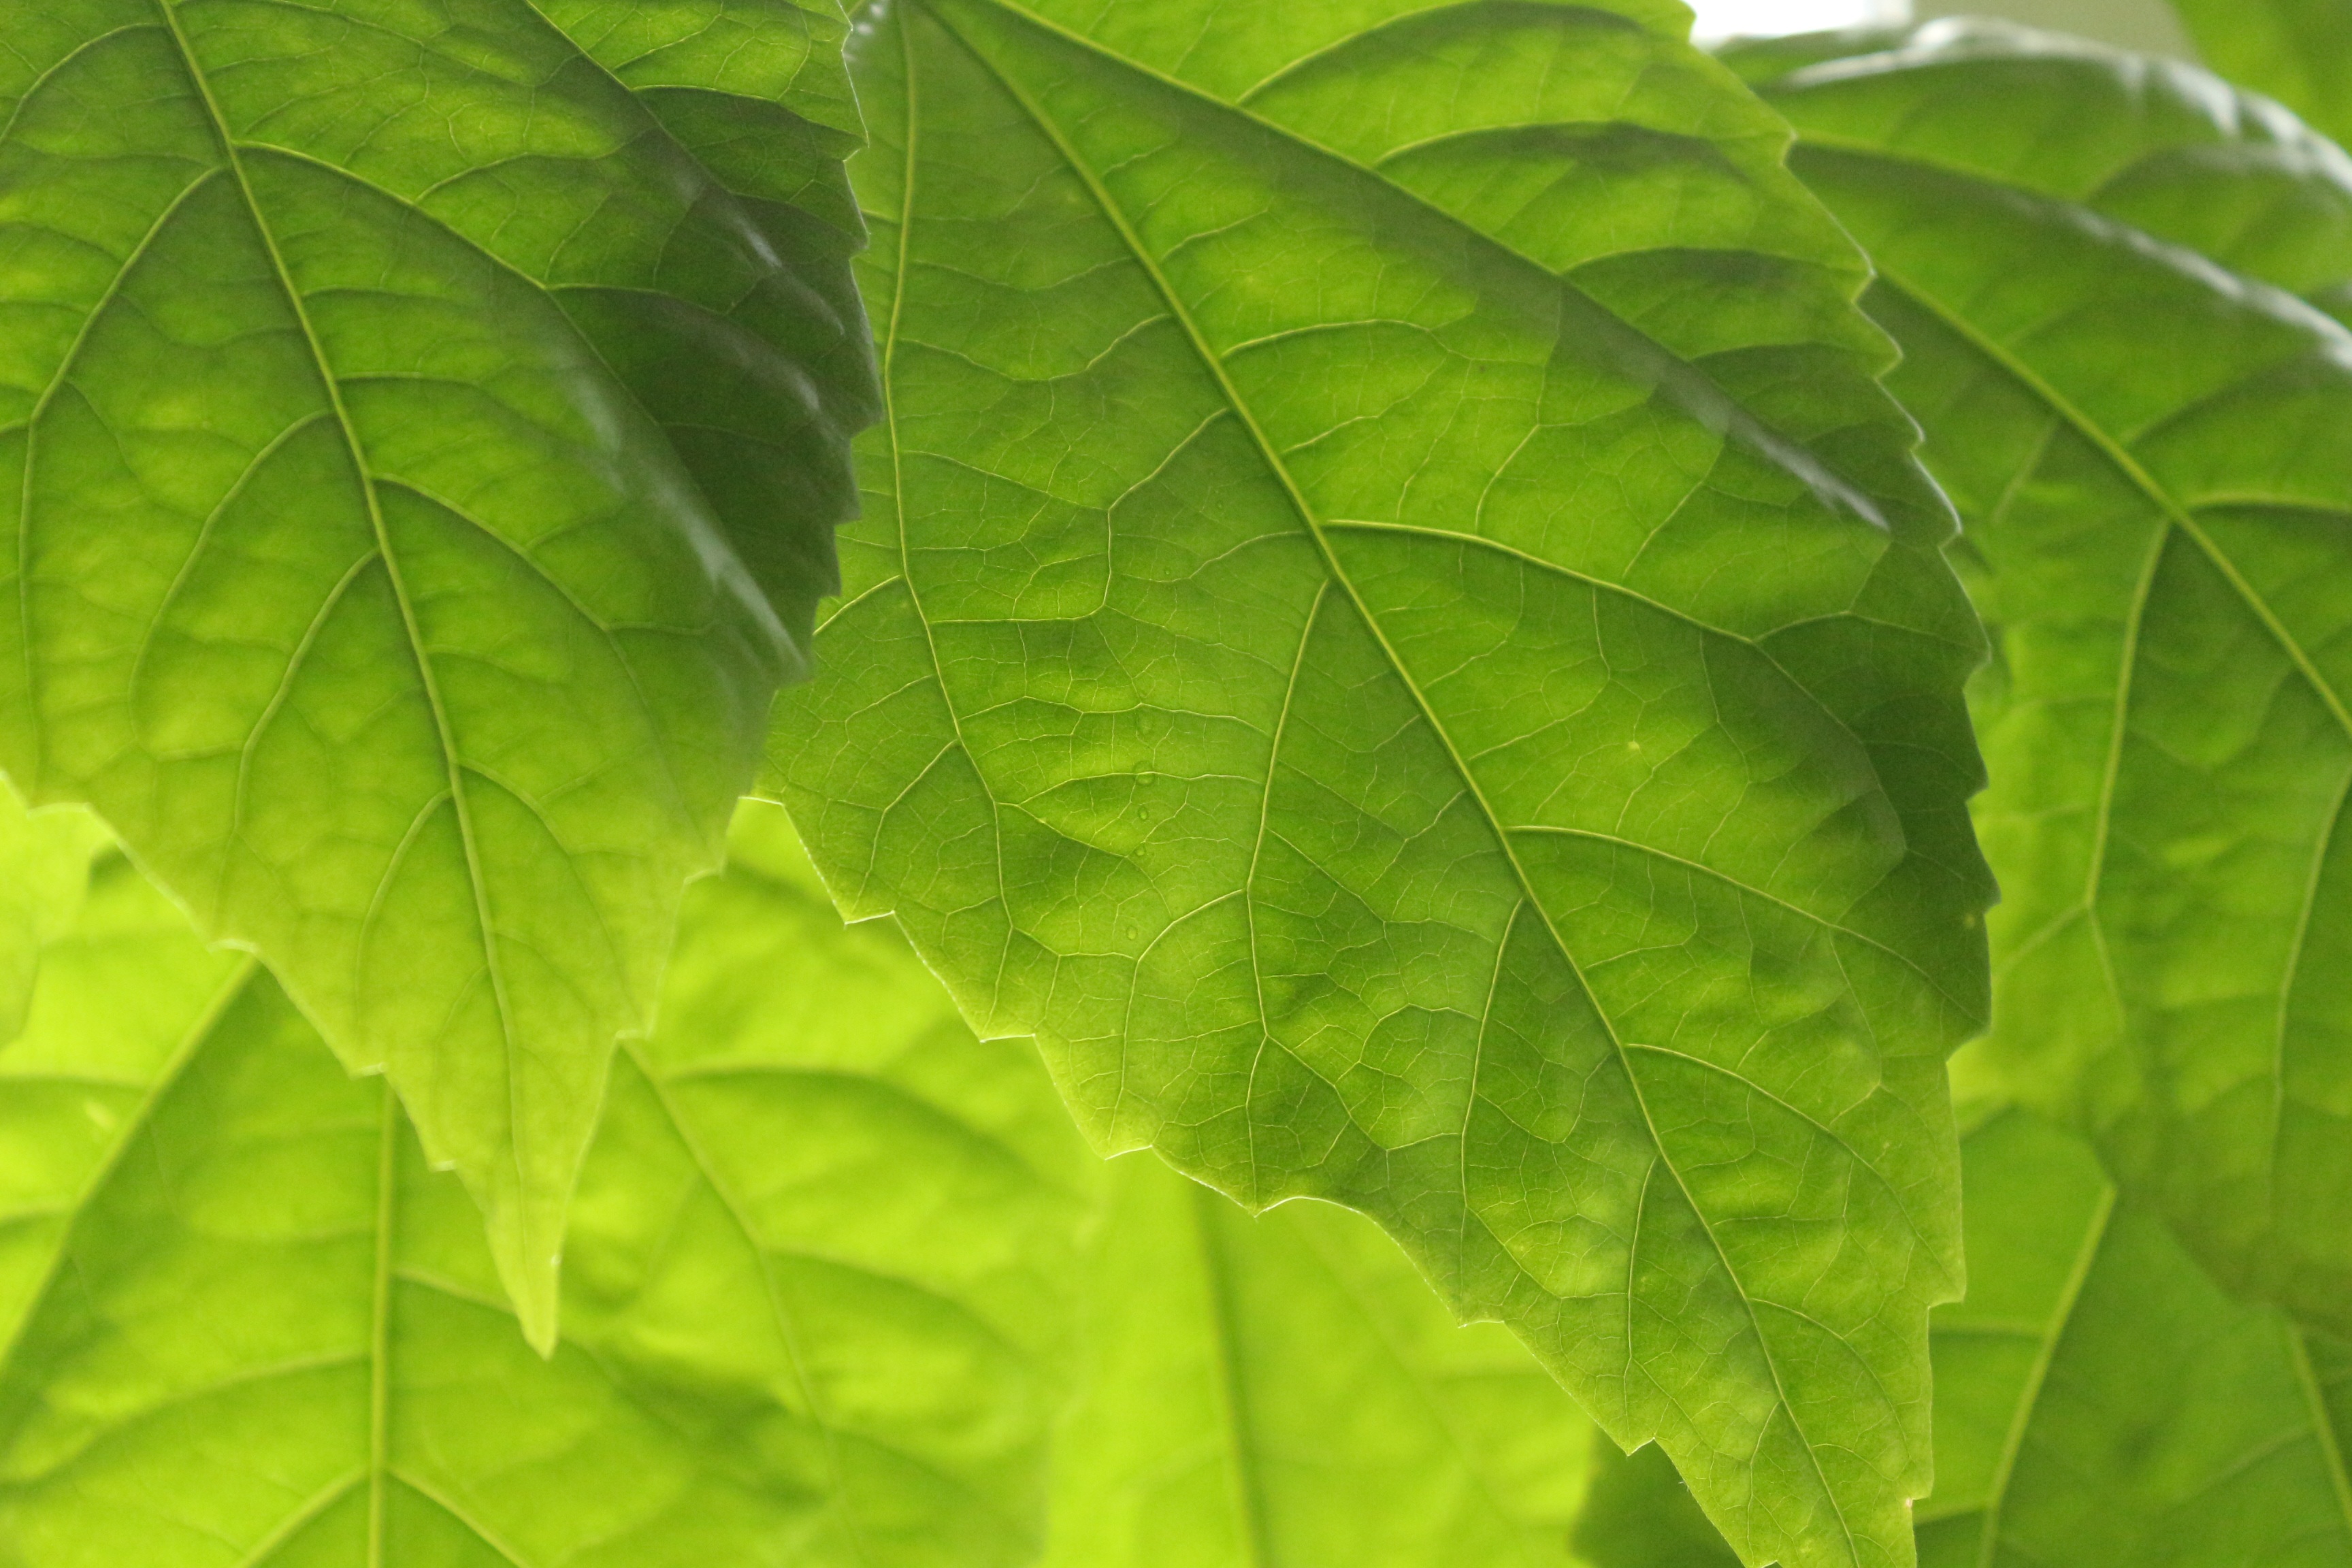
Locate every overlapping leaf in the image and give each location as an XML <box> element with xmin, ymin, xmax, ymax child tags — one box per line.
<box><xmin>770</xmin><ymin>2</ymin><xmax>1997</xmax><ymax>1562</ymax></box>
<box><xmin>0</xmin><ymin>802</ymin><xmax>1086</xmax><ymax>1567</ymax></box>
<box><xmin>1049</xmin><ymin>1158</ymin><xmax>1603</xmax><ymax>1568</ymax></box>
<box><xmin>0</xmin><ymin>0</ymin><xmax>881</xmax><ymax>1343</ymax></box>
<box><xmin>1740</xmin><ymin>22</ymin><xmax>2352</xmax><ymax>1339</ymax></box>
<box><xmin>2170</xmin><ymin>0</ymin><xmax>2352</xmax><ymax>147</ymax></box>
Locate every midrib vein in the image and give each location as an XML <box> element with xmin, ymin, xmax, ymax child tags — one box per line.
<box><xmin>928</xmin><ymin>10</ymin><xmax>1866</xmax><ymax>1558</ymax></box>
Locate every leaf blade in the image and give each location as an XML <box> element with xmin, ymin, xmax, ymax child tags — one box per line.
<box><xmin>777</xmin><ymin>4</ymin><xmax>1995</xmax><ymax>1562</ymax></box>
<box><xmin>0</xmin><ymin>0</ymin><xmax>879</xmax><ymax>1343</ymax></box>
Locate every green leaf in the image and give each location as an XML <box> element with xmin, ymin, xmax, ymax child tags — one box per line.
<box><xmin>2170</xmin><ymin>0</ymin><xmax>2352</xmax><ymax>148</ymax></box>
<box><xmin>0</xmin><ymin>785</ymin><xmax>104</xmax><ymax>1047</ymax></box>
<box><xmin>1722</xmin><ymin>18</ymin><xmax>2352</xmax><ymax>323</ymax></box>
<box><xmin>771</xmin><ymin>2</ymin><xmax>1996</xmax><ymax>1562</ymax></box>
<box><xmin>1047</xmin><ymin>1158</ymin><xmax>1605</xmax><ymax>1568</ymax></box>
<box><xmin>0</xmin><ymin>802</ymin><xmax>1086</xmax><ymax>1566</ymax></box>
<box><xmin>1744</xmin><ymin>25</ymin><xmax>2352</xmax><ymax>1337</ymax></box>
<box><xmin>1914</xmin><ymin>1107</ymin><xmax>2352</xmax><ymax>1567</ymax></box>
<box><xmin>0</xmin><ymin>0</ymin><xmax>881</xmax><ymax>1344</ymax></box>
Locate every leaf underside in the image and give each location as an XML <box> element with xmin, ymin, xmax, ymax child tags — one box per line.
<box><xmin>0</xmin><ymin>0</ymin><xmax>881</xmax><ymax>1344</ymax></box>
<box><xmin>1746</xmin><ymin>22</ymin><xmax>2352</xmax><ymax>1339</ymax></box>
<box><xmin>772</xmin><ymin>2</ymin><xmax>1997</xmax><ymax>1563</ymax></box>
<box><xmin>0</xmin><ymin>802</ymin><xmax>1087</xmax><ymax>1568</ymax></box>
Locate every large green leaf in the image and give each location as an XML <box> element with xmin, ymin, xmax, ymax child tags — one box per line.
<box><xmin>1734</xmin><ymin>24</ymin><xmax>2352</xmax><ymax>1339</ymax></box>
<box><xmin>770</xmin><ymin>1</ymin><xmax>1997</xmax><ymax>1562</ymax></box>
<box><xmin>0</xmin><ymin>801</ymin><xmax>1086</xmax><ymax>1566</ymax></box>
<box><xmin>1721</xmin><ymin>18</ymin><xmax>2352</xmax><ymax>324</ymax></box>
<box><xmin>1048</xmin><ymin>1158</ymin><xmax>1605</xmax><ymax>1568</ymax></box>
<box><xmin>0</xmin><ymin>0</ymin><xmax>881</xmax><ymax>1344</ymax></box>
<box><xmin>2170</xmin><ymin>0</ymin><xmax>2352</xmax><ymax>147</ymax></box>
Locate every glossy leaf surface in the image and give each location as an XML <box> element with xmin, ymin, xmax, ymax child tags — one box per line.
<box><xmin>0</xmin><ymin>802</ymin><xmax>1085</xmax><ymax>1567</ymax></box>
<box><xmin>0</xmin><ymin>0</ymin><xmax>880</xmax><ymax>1343</ymax></box>
<box><xmin>2171</xmin><ymin>0</ymin><xmax>2352</xmax><ymax>147</ymax></box>
<box><xmin>1744</xmin><ymin>24</ymin><xmax>2352</xmax><ymax>1338</ymax></box>
<box><xmin>1048</xmin><ymin>1158</ymin><xmax>1603</xmax><ymax>1568</ymax></box>
<box><xmin>772</xmin><ymin>2</ymin><xmax>1997</xmax><ymax>1562</ymax></box>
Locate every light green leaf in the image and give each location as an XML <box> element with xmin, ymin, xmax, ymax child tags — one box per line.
<box><xmin>0</xmin><ymin>0</ymin><xmax>881</xmax><ymax>1344</ymax></box>
<box><xmin>0</xmin><ymin>802</ymin><xmax>1086</xmax><ymax>1567</ymax></box>
<box><xmin>1048</xmin><ymin>1158</ymin><xmax>1605</xmax><ymax>1568</ymax></box>
<box><xmin>1742</xmin><ymin>24</ymin><xmax>2352</xmax><ymax>1337</ymax></box>
<box><xmin>2170</xmin><ymin>0</ymin><xmax>2352</xmax><ymax>148</ymax></box>
<box><xmin>771</xmin><ymin>2</ymin><xmax>1996</xmax><ymax>1563</ymax></box>
<box><xmin>1914</xmin><ymin>1107</ymin><xmax>2352</xmax><ymax>1567</ymax></box>
<box><xmin>0</xmin><ymin>785</ymin><xmax>105</xmax><ymax>1046</ymax></box>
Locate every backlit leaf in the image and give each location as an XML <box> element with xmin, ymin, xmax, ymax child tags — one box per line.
<box><xmin>1743</xmin><ymin>20</ymin><xmax>2352</xmax><ymax>1337</ymax></box>
<box><xmin>0</xmin><ymin>801</ymin><xmax>1084</xmax><ymax>1567</ymax></box>
<box><xmin>0</xmin><ymin>0</ymin><xmax>880</xmax><ymax>1343</ymax></box>
<box><xmin>770</xmin><ymin>2</ymin><xmax>1997</xmax><ymax>1562</ymax></box>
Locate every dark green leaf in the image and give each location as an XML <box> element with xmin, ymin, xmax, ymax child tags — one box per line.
<box><xmin>0</xmin><ymin>803</ymin><xmax>1085</xmax><ymax>1565</ymax></box>
<box><xmin>1746</xmin><ymin>21</ymin><xmax>2352</xmax><ymax>1337</ymax></box>
<box><xmin>770</xmin><ymin>1</ymin><xmax>1997</xmax><ymax>1561</ymax></box>
<box><xmin>0</xmin><ymin>0</ymin><xmax>880</xmax><ymax>1344</ymax></box>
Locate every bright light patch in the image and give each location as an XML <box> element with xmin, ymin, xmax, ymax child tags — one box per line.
<box><xmin>1687</xmin><ymin>0</ymin><xmax>1912</xmax><ymax>39</ymax></box>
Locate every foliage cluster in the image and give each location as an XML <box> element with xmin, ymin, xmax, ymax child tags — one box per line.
<box><xmin>3</xmin><ymin>0</ymin><xmax>2352</xmax><ymax>1564</ymax></box>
